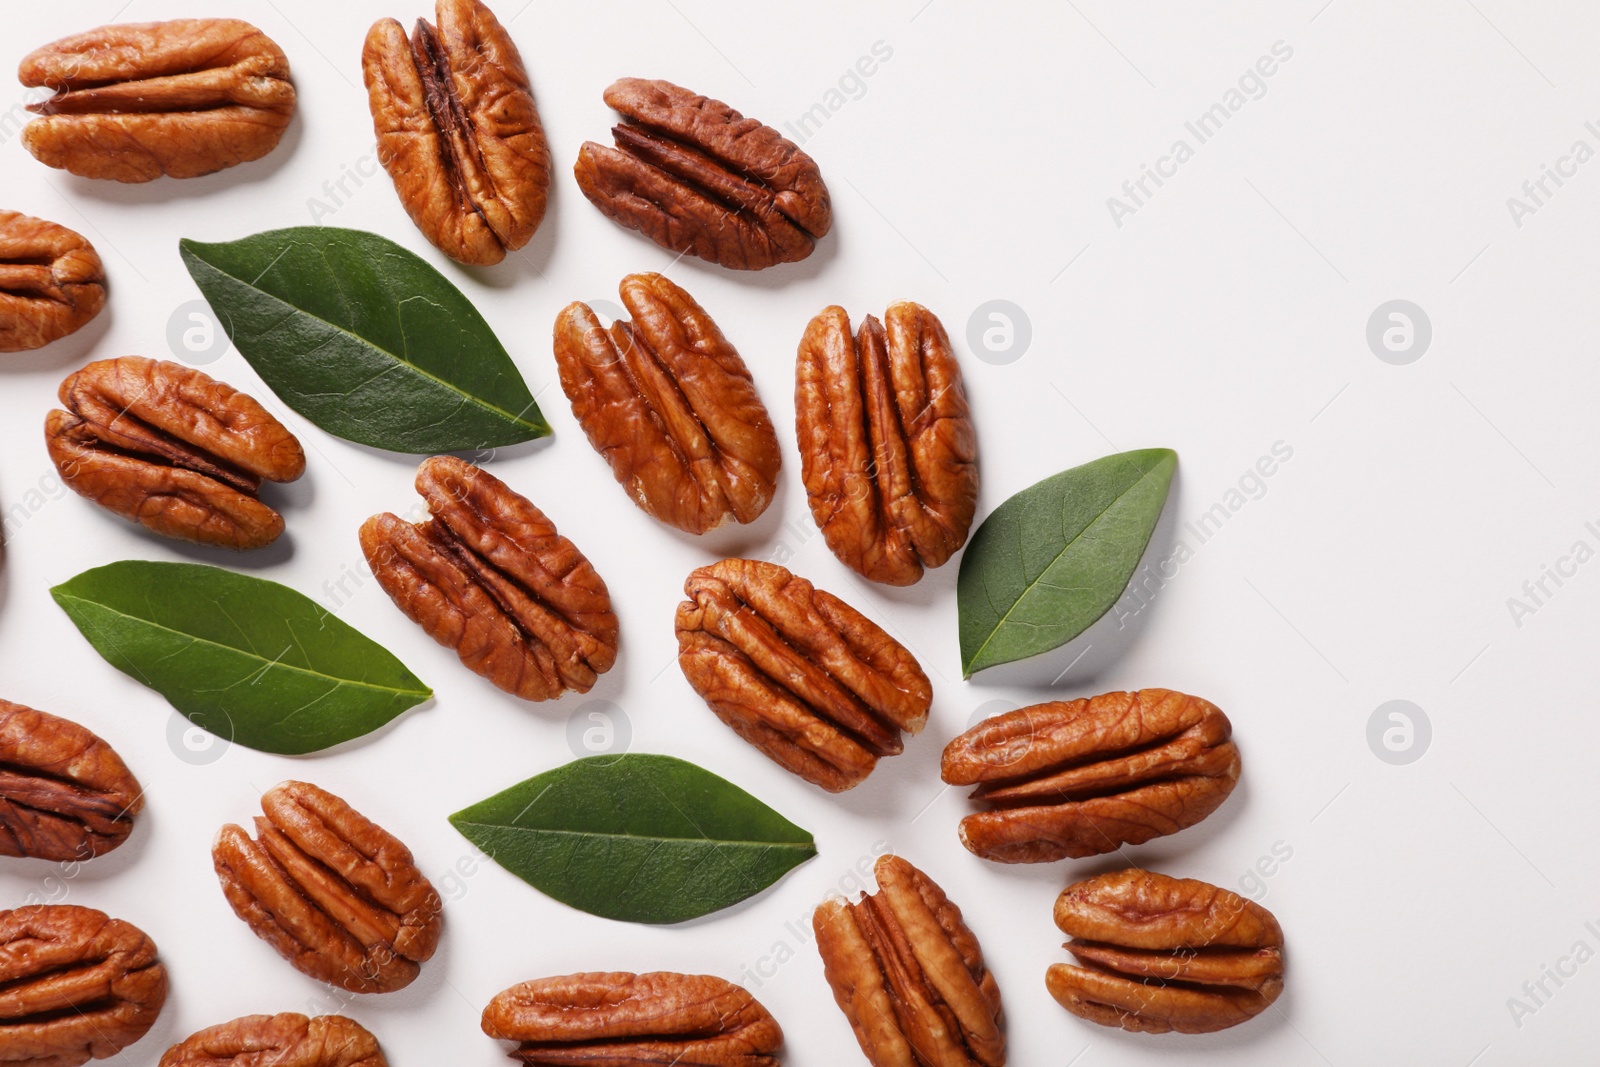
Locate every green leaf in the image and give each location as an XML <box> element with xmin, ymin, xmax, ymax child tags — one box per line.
<box><xmin>449</xmin><ymin>754</ymin><xmax>817</xmax><ymax>924</ymax></box>
<box><xmin>179</xmin><ymin>227</ymin><xmax>549</xmax><ymax>453</ymax></box>
<box><xmin>958</xmin><ymin>448</ymin><xmax>1178</xmax><ymax>677</ymax></box>
<box><xmin>51</xmin><ymin>561</ymin><xmax>431</xmax><ymax>755</ymax></box>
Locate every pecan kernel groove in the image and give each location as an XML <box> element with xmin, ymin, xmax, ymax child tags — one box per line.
<box><xmin>554</xmin><ymin>273</ymin><xmax>781</xmax><ymax>534</ymax></box>
<box><xmin>0</xmin><ymin>210</ymin><xmax>105</xmax><ymax>353</ymax></box>
<box><xmin>0</xmin><ymin>700</ymin><xmax>142</xmax><ymax>862</ymax></box>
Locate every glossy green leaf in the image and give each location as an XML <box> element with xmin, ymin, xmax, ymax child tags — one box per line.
<box><xmin>958</xmin><ymin>448</ymin><xmax>1178</xmax><ymax>677</ymax></box>
<box><xmin>449</xmin><ymin>754</ymin><xmax>817</xmax><ymax>924</ymax></box>
<box><xmin>51</xmin><ymin>561</ymin><xmax>431</xmax><ymax>754</ymax></box>
<box><xmin>180</xmin><ymin>227</ymin><xmax>549</xmax><ymax>453</ymax></box>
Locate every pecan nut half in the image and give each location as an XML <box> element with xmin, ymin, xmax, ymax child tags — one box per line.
<box><xmin>1049</xmin><ymin>869</ymin><xmax>1284</xmax><ymax>1034</ymax></box>
<box><xmin>554</xmin><ymin>273</ymin><xmax>781</xmax><ymax>533</ymax></box>
<box><xmin>19</xmin><ymin>19</ymin><xmax>295</xmax><ymax>183</ymax></box>
<box><xmin>814</xmin><ymin>854</ymin><xmax>1005</xmax><ymax>1067</ymax></box>
<box><xmin>796</xmin><ymin>302</ymin><xmax>978</xmax><ymax>586</ymax></box>
<box><xmin>0</xmin><ymin>905</ymin><xmax>168</xmax><ymax>1067</ymax></box>
<box><xmin>941</xmin><ymin>689</ymin><xmax>1241</xmax><ymax>864</ymax></box>
<box><xmin>676</xmin><ymin>558</ymin><xmax>930</xmax><ymax>792</ymax></box>
<box><xmin>0</xmin><ymin>700</ymin><xmax>142</xmax><ymax>862</ymax></box>
<box><xmin>0</xmin><ymin>211</ymin><xmax>105</xmax><ymax>353</ymax></box>
<box><xmin>45</xmin><ymin>357</ymin><xmax>306</xmax><ymax>550</ymax></box>
<box><xmin>575</xmin><ymin>78</ymin><xmax>831</xmax><ymax>270</ymax></box>
<box><xmin>363</xmin><ymin>0</ymin><xmax>550</xmax><ymax>265</ymax></box>
<box><xmin>361</xmin><ymin>456</ymin><xmax>618</xmax><ymax>701</ymax></box>
<box><xmin>159</xmin><ymin>1013</ymin><xmax>386</xmax><ymax>1067</ymax></box>
<box><xmin>212</xmin><ymin>781</ymin><xmax>442</xmax><ymax>994</ymax></box>
<box><xmin>483</xmin><ymin>972</ymin><xmax>782</xmax><ymax>1066</ymax></box>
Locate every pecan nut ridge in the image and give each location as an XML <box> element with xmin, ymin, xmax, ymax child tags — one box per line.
<box><xmin>361</xmin><ymin>456</ymin><xmax>618</xmax><ymax>701</ymax></box>
<box><xmin>554</xmin><ymin>273</ymin><xmax>781</xmax><ymax>534</ymax></box>
<box><xmin>813</xmin><ymin>854</ymin><xmax>1005</xmax><ymax>1067</ymax></box>
<box><xmin>941</xmin><ymin>689</ymin><xmax>1242</xmax><ymax>864</ymax></box>
<box><xmin>675</xmin><ymin>558</ymin><xmax>931</xmax><ymax>792</ymax></box>
<box><xmin>0</xmin><ymin>210</ymin><xmax>105</xmax><ymax>353</ymax></box>
<box><xmin>796</xmin><ymin>302</ymin><xmax>978</xmax><ymax>586</ymax></box>
<box><xmin>0</xmin><ymin>700</ymin><xmax>143</xmax><ymax>862</ymax></box>
<box><xmin>0</xmin><ymin>904</ymin><xmax>169</xmax><ymax>1067</ymax></box>
<box><xmin>1049</xmin><ymin>869</ymin><xmax>1285</xmax><ymax>1034</ymax></box>
<box><xmin>44</xmin><ymin>357</ymin><xmax>306</xmax><ymax>550</ymax></box>
<box><xmin>158</xmin><ymin>1013</ymin><xmax>387</xmax><ymax>1067</ymax></box>
<box><xmin>19</xmin><ymin>19</ymin><xmax>296</xmax><ymax>182</ymax></box>
<box><xmin>574</xmin><ymin>78</ymin><xmax>832</xmax><ymax>270</ymax></box>
<box><xmin>482</xmin><ymin>971</ymin><xmax>782</xmax><ymax>1066</ymax></box>
<box><xmin>363</xmin><ymin>0</ymin><xmax>550</xmax><ymax>265</ymax></box>
<box><xmin>211</xmin><ymin>781</ymin><xmax>442</xmax><ymax>995</ymax></box>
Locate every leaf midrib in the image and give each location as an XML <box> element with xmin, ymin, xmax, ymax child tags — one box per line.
<box><xmin>966</xmin><ymin>456</ymin><xmax>1171</xmax><ymax>673</ymax></box>
<box><xmin>55</xmin><ymin>593</ymin><xmax>429</xmax><ymax>699</ymax></box>
<box><xmin>185</xmin><ymin>245</ymin><xmax>543</xmax><ymax>434</ymax></box>
<box><xmin>453</xmin><ymin>821</ymin><xmax>816</xmax><ymax>851</ymax></box>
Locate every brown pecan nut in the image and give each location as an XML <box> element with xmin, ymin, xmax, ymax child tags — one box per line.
<box><xmin>675</xmin><ymin>558</ymin><xmax>930</xmax><ymax>792</ymax></box>
<box><xmin>0</xmin><ymin>699</ymin><xmax>142</xmax><ymax>862</ymax></box>
<box><xmin>19</xmin><ymin>19</ymin><xmax>295</xmax><ymax>183</ymax></box>
<box><xmin>363</xmin><ymin>0</ymin><xmax>550</xmax><ymax>265</ymax></box>
<box><xmin>814</xmin><ymin>854</ymin><xmax>1005</xmax><ymax>1067</ymax></box>
<box><xmin>1049</xmin><ymin>869</ymin><xmax>1284</xmax><ymax>1034</ymax></box>
<box><xmin>554</xmin><ymin>273</ymin><xmax>781</xmax><ymax>533</ymax></box>
<box><xmin>44</xmin><ymin>357</ymin><xmax>306</xmax><ymax>550</ymax></box>
<box><xmin>361</xmin><ymin>456</ymin><xmax>618</xmax><ymax>701</ymax></box>
<box><xmin>0</xmin><ymin>211</ymin><xmax>105</xmax><ymax>353</ymax></box>
<box><xmin>796</xmin><ymin>302</ymin><xmax>978</xmax><ymax>586</ymax></box>
<box><xmin>482</xmin><ymin>972</ymin><xmax>782</xmax><ymax>1065</ymax></box>
<box><xmin>941</xmin><ymin>689</ymin><xmax>1241</xmax><ymax>864</ymax></box>
<box><xmin>159</xmin><ymin>1013</ymin><xmax>386</xmax><ymax>1067</ymax></box>
<box><xmin>212</xmin><ymin>781</ymin><xmax>442</xmax><ymax>995</ymax></box>
<box><xmin>0</xmin><ymin>904</ymin><xmax>168</xmax><ymax>1067</ymax></box>
<box><xmin>574</xmin><ymin>78</ymin><xmax>831</xmax><ymax>270</ymax></box>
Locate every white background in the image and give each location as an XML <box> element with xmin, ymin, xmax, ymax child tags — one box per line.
<box><xmin>1</xmin><ymin>1</ymin><xmax>1595</xmax><ymax>1063</ymax></box>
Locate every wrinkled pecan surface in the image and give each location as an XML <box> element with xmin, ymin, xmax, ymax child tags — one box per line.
<box><xmin>158</xmin><ymin>1013</ymin><xmax>386</xmax><ymax>1067</ymax></box>
<box><xmin>676</xmin><ymin>558</ymin><xmax>930</xmax><ymax>792</ymax></box>
<box><xmin>796</xmin><ymin>302</ymin><xmax>977</xmax><ymax>586</ymax></box>
<box><xmin>212</xmin><ymin>781</ymin><xmax>442</xmax><ymax>994</ymax></box>
<box><xmin>19</xmin><ymin>19</ymin><xmax>295</xmax><ymax>182</ymax></box>
<box><xmin>0</xmin><ymin>904</ymin><xmax>168</xmax><ymax>1067</ymax></box>
<box><xmin>0</xmin><ymin>700</ymin><xmax>142</xmax><ymax>862</ymax></box>
<box><xmin>575</xmin><ymin>78</ymin><xmax>831</xmax><ymax>270</ymax></box>
<box><xmin>363</xmin><ymin>0</ymin><xmax>549</xmax><ymax>265</ymax></box>
<box><xmin>554</xmin><ymin>273</ymin><xmax>780</xmax><ymax>533</ymax></box>
<box><xmin>361</xmin><ymin>456</ymin><xmax>617</xmax><ymax>701</ymax></box>
<box><xmin>814</xmin><ymin>854</ymin><xmax>1005</xmax><ymax>1067</ymax></box>
<box><xmin>1049</xmin><ymin>869</ymin><xmax>1284</xmax><ymax>1034</ymax></box>
<box><xmin>0</xmin><ymin>211</ymin><xmax>104</xmax><ymax>353</ymax></box>
<box><xmin>942</xmin><ymin>690</ymin><xmax>1241</xmax><ymax>864</ymax></box>
<box><xmin>44</xmin><ymin>357</ymin><xmax>306</xmax><ymax>550</ymax></box>
<box><xmin>483</xmin><ymin>972</ymin><xmax>781</xmax><ymax>1066</ymax></box>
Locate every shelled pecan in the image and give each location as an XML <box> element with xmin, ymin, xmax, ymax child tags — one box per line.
<box><xmin>0</xmin><ymin>211</ymin><xmax>105</xmax><ymax>353</ymax></box>
<box><xmin>1049</xmin><ymin>869</ymin><xmax>1285</xmax><ymax>1034</ymax></box>
<box><xmin>0</xmin><ymin>699</ymin><xmax>142</xmax><ymax>861</ymax></box>
<box><xmin>19</xmin><ymin>19</ymin><xmax>295</xmax><ymax>182</ymax></box>
<box><xmin>796</xmin><ymin>302</ymin><xmax>977</xmax><ymax>585</ymax></box>
<box><xmin>814</xmin><ymin>854</ymin><xmax>1005</xmax><ymax>1067</ymax></box>
<box><xmin>363</xmin><ymin>0</ymin><xmax>550</xmax><ymax>265</ymax></box>
<box><xmin>941</xmin><ymin>690</ymin><xmax>1241</xmax><ymax>864</ymax></box>
<box><xmin>45</xmin><ymin>357</ymin><xmax>306</xmax><ymax>549</ymax></box>
<box><xmin>0</xmin><ymin>904</ymin><xmax>168</xmax><ymax>1066</ymax></box>
<box><xmin>554</xmin><ymin>273</ymin><xmax>781</xmax><ymax>533</ymax></box>
<box><xmin>212</xmin><ymin>781</ymin><xmax>442</xmax><ymax>994</ymax></box>
<box><xmin>676</xmin><ymin>558</ymin><xmax>930</xmax><ymax>792</ymax></box>
<box><xmin>360</xmin><ymin>456</ymin><xmax>617</xmax><ymax>701</ymax></box>
<box><xmin>482</xmin><ymin>972</ymin><xmax>782</xmax><ymax>1065</ymax></box>
<box><xmin>159</xmin><ymin>1013</ymin><xmax>386</xmax><ymax>1067</ymax></box>
<box><xmin>575</xmin><ymin>78</ymin><xmax>831</xmax><ymax>270</ymax></box>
